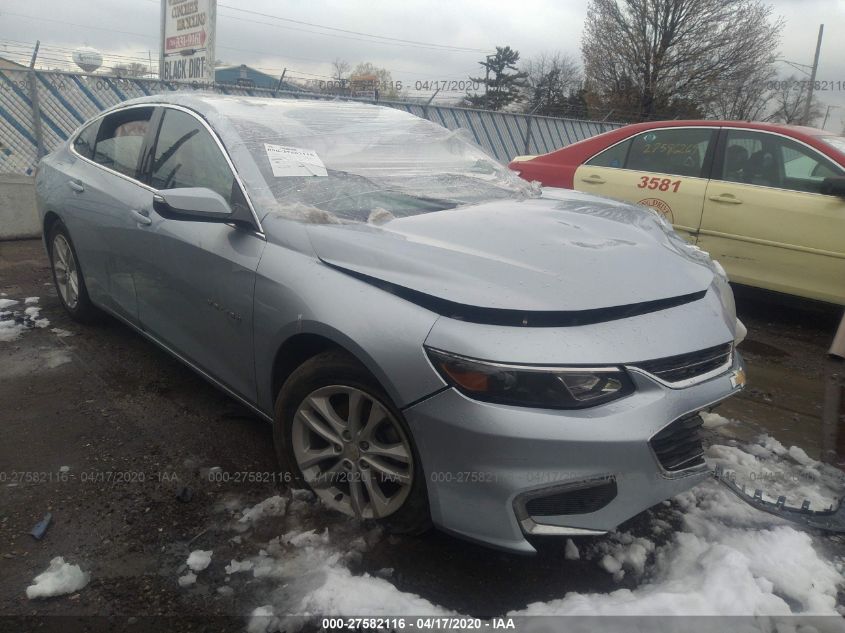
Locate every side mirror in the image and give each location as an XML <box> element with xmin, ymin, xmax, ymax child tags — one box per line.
<box><xmin>820</xmin><ymin>176</ymin><xmax>845</xmax><ymax>198</ymax></box>
<box><xmin>153</xmin><ymin>187</ymin><xmax>233</xmax><ymax>222</ymax></box>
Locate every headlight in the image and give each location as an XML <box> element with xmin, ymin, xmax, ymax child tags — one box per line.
<box><xmin>425</xmin><ymin>348</ymin><xmax>635</xmax><ymax>409</ymax></box>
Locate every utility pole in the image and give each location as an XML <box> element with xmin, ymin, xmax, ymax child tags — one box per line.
<box><xmin>803</xmin><ymin>24</ymin><xmax>823</xmax><ymax>126</ymax></box>
<box><xmin>274</xmin><ymin>68</ymin><xmax>287</xmax><ymax>97</ymax></box>
<box><xmin>484</xmin><ymin>53</ymin><xmax>494</xmax><ymax>109</ymax></box>
<box><xmin>27</xmin><ymin>40</ymin><xmax>45</xmax><ymax>160</ymax></box>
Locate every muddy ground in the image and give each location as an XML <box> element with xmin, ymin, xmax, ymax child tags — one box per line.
<box><xmin>0</xmin><ymin>238</ymin><xmax>842</xmax><ymax>630</ymax></box>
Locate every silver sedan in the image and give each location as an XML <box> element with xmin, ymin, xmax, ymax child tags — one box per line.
<box><xmin>35</xmin><ymin>94</ymin><xmax>746</xmax><ymax>553</ymax></box>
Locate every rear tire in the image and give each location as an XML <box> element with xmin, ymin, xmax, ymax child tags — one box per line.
<box><xmin>274</xmin><ymin>350</ymin><xmax>431</xmax><ymax>535</ymax></box>
<box><xmin>47</xmin><ymin>220</ymin><xmax>100</xmax><ymax>324</ymax></box>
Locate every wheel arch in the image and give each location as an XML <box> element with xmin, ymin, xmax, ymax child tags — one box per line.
<box><xmin>269</xmin><ymin>329</ymin><xmax>392</xmax><ymax>410</ymax></box>
<box><xmin>42</xmin><ymin>210</ymin><xmax>63</xmax><ymax>247</ymax></box>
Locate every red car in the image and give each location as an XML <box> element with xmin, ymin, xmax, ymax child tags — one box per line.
<box><xmin>508</xmin><ymin>121</ymin><xmax>845</xmax><ymax>305</ymax></box>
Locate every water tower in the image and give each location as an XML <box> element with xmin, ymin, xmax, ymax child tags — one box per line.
<box><xmin>72</xmin><ymin>47</ymin><xmax>103</xmax><ymax>73</ymax></box>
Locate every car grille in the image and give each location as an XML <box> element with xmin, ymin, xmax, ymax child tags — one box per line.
<box><xmin>633</xmin><ymin>343</ymin><xmax>732</xmax><ymax>384</ymax></box>
<box><xmin>524</xmin><ymin>479</ymin><xmax>617</xmax><ymax>516</ymax></box>
<box><xmin>650</xmin><ymin>412</ymin><xmax>705</xmax><ymax>472</ymax></box>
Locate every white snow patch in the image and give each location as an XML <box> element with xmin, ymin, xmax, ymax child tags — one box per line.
<box><xmin>700</xmin><ymin>411</ymin><xmax>731</xmax><ymax>429</ymax></box>
<box><xmin>44</xmin><ymin>349</ymin><xmax>72</xmax><ymax>369</ymax></box>
<box><xmin>177</xmin><ymin>572</ymin><xmax>197</xmax><ymax>587</ymax></box>
<box><xmin>59</xmin><ymin>466</ymin><xmax>70</xmax><ymax>473</ymax></box>
<box><xmin>564</xmin><ymin>538</ymin><xmax>580</xmax><ymax>560</ymax></box>
<box><xmin>297</xmin><ymin>565</ymin><xmax>454</xmax><ymax>616</ymax></box>
<box><xmin>51</xmin><ymin>328</ymin><xmax>74</xmax><ymax>337</ymax></box>
<box><xmin>0</xmin><ymin>298</ymin><xmax>18</xmax><ymax>309</ymax></box>
<box><xmin>186</xmin><ymin>550</ymin><xmax>212</xmax><ymax>572</ymax></box>
<box><xmin>225</xmin><ymin>559</ymin><xmax>255</xmax><ymax>574</ymax></box>
<box><xmin>26</xmin><ymin>557</ymin><xmax>89</xmax><ymax>599</ymax></box>
<box><xmin>788</xmin><ymin>445</ymin><xmax>814</xmax><ymax>467</ymax></box>
<box><xmin>24</xmin><ymin>297</ymin><xmax>39</xmax><ymax>304</ymax></box>
<box><xmin>239</xmin><ymin>495</ymin><xmax>287</xmax><ymax>524</ymax></box>
<box><xmin>0</xmin><ymin>320</ymin><xmax>26</xmax><ymax>342</ymax></box>
<box><xmin>247</xmin><ymin>605</ymin><xmax>277</xmax><ymax>633</ymax></box>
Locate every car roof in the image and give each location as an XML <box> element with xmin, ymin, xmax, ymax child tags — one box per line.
<box><xmin>608</xmin><ymin>119</ymin><xmax>832</xmax><ymax>138</ymax></box>
<box><xmin>519</xmin><ymin>118</ymin><xmax>845</xmax><ymax>167</ymax></box>
<box><xmin>105</xmin><ymin>92</ymin><xmax>397</xmax><ymax>120</ymax></box>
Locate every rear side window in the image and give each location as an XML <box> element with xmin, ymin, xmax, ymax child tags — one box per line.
<box><xmin>92</xmin><ymin>108</ymin><xmax>154</xmax><ymax>178</ymax></box>
<box><xmin>718</xmin><ymin>130</ymin><xmax>845</xmax><ymax>194</ymax></box>
<box><xmin>586</xmin><ymin>138</ymin><xmax>631</xmax><ymax>168</ymax></box>
<box><xmin>150</xmin><ymin>109</ymin><xmax>235</xmax><ymax>203</ymax></box>
<box><xmin>72</xmin><ymin>120</ymin><xmax>99</xmax><ymax>159</ymax></box>
<box><xmin>626</xmin><ymin>128</ymin><xmax>715</xmax><ymax>178</ymax></box>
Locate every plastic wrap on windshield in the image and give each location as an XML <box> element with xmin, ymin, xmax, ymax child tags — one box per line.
<box><xmin>127</xmin><ymin>94</ymin><xmax>537</xmax><ymax>225</ymax></box>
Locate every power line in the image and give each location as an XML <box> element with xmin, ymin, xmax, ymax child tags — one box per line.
<box><xmin>214</xmin><ymin>3</ymin><xmax>490</xmax><ymax>53</ymax></box>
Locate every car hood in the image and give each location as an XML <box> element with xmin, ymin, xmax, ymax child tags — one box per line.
<box><xmin>303</xmin><ymin>195</ymin><xmax>715</xmax><ymax>313</ymax></box>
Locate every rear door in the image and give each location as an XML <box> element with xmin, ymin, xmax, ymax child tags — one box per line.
<box><xmin>698</xmin><ymin>129</ymin><xmax>845</xmax><ymax>304</ymax></box>
<box><xmin>573</xmin><ymin>127</ymin><xmax>718</xmax><ymax>243</ymax></box>
<box><xmin>64</xmin><ymin>106</ymin><xmax>157</xmax><ymax>323</ymax></box>
<box><xmin>133</xmin><ymin>106</ymin><xmax>266</xmax><ymax>402</ymax></box>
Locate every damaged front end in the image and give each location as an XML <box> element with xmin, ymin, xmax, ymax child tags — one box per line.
<box><xmin>713</xmin><ymin>467</ymin><xmax>845</xmax><ymax>533</ymax></box>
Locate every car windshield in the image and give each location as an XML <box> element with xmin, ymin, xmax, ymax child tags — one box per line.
<box><xmin>820</xmin><ymin>136</ymin><xmax>845</xmax><ymax>156</ymax></box>
<box><xmin>209</xmin><ymin>98</ymin><xmax>536</xmax><ymax>223</ymax></box>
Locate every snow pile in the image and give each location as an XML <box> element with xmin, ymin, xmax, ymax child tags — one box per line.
<box><xmin>707</xmin><ymin>433</ymin><xmax>843</xmax><ymax>511</ymax></box>
<box><xmin>26</xmin><ymin>557</ymin><xmax>89</xmax><ymax>599</ymax></box>
<box><xmin>206</xmin><ymin>491</ymin><xmax>450</xmax><ymax>631</ymax></box>
<box><xmin>0</xmin><ymin>296</ymin><xmax>50</xmax><ymax>342</ymax></box>
<box><xmin>512</xmin><ymin>429</ymin><xmax>845</xmax><ymax>618</ymax></box>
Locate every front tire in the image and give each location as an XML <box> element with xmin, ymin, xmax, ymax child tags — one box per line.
<box><xmin>274</xmin><ymin>350</ymin><xmax>431</xmax><ymax>534</ymax></box>
<box><xmin>48</xmin><ymin>221</ymin><xmax>100</xmax><ymax>323</ymax></box>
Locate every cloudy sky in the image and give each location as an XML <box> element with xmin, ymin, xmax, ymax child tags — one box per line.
<box><xmin>1</xmin><ymin>0</ymin><xmax>843</xmax><ymax>130</ymax></box>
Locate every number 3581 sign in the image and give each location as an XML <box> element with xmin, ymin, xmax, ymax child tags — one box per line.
<box><xmin>160</xmin><ymin>0</ymin><xmax>216</xmax><ymax>84</ymax></box>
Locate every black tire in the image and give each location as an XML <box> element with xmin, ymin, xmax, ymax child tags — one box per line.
<box><xmin>274</xmin><ymin>349</ymin><xmax>431</xmax><ymax>535</ymax></box>
<box><xmin>47</xmin><ymin>220</ymin><xmax>101</xmax><ymax>324</ymax></box>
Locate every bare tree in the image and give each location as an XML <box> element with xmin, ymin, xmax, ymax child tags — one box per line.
<box><xmin>521</xmin><ymin>52</ymin><xmax>582</xmax><ymax>115</ymax></box>
<box><xmin>331</xmin><ymin>58</ymin><xmax>350</xmax><ymax>83</ymax></box>
<box><xmin>582</xmin><ymin>0</ymin><xmax>783</xmax><ymax>121</ymax></box>
<box><xmin>768</xmin><ymin>75</ymin><xmax>825</xmax><ymax>126</ymax></box>
<box><xmin>706</xmin><ymin>64</ymin><xmax>777</xmax><ymax>121</ymax></box>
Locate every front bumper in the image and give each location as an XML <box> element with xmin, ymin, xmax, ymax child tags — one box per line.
<box><xmin>403</xmin><ymin>352</ymin><xmax>745</xmax><ymax>553</ymax></box>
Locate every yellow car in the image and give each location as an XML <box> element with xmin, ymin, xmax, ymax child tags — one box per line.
<box><xmin>510</xmin><ymin>121</ymin><xmax>845</xmax><ymax>305</ymax></box>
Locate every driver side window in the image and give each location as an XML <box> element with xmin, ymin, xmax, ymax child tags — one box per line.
<box><xmin>718</xmin><ymin>130</ymin><xmax>844</xmax><ymax>194</ymax></box>
<box><xmin>151</xmin><ymin>108</ymin><xmax>236</xmax><ymax>203</ymax></box>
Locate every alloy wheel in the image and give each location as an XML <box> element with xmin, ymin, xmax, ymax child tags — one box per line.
<box><xmin>52</xmin><ymin>234</ymin><xmax>79</xmax><ymax>309</ymax></box>
<box><xmin>291</xmin><ymin>385</ymin><xmax>414</xmax><ymax>520</ymax></box>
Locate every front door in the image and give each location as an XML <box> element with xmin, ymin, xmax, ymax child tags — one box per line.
<box><xmin>698</xmin><ymin>129</ymin><xmax>845</xmax><ymax>304</ymax></box>
<box><xmin>133</xmin><ymin>106</ymin><xmax>266</xmax><ymax>402</ymax></box>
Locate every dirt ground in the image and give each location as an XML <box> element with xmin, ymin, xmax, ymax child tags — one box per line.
<box><xmin>1</xmin><ymin>238</ymin><xmax>842</xmax><ymax>630</ymax></box>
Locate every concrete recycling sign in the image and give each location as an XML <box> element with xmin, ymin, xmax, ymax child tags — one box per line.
<box><xmin>160</xmin><ymin>0</ymin><xmax>216</xmax><ymax>84</ymax></box>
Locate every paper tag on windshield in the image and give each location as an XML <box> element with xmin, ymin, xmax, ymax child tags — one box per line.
<box><xmin>264</xmin><ymin>143</ymin><xmax>328</xmax><ymax>177</ymax></box>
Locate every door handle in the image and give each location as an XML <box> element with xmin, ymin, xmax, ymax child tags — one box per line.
<box><xmin>580</xmin><ymin>175</ymin><xmax>606</xmax><ymax>184</ymax></box>
<box><xmin>708</xmin><ymin>194</ymin><xmax>743</xmax><ymax>205</ymax></box>
<box><xmin>67</xmin><ymin>180</ymin><xmax>84</xmax><ymax>193</ymax></box>
<box><xmin>130</xmin><ymin>209</ymin><xmax>152</xmax><ymax>226</ymax></box>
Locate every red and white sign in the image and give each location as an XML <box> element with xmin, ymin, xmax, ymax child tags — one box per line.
<box><xmin>160</xmin><ymin>0</ymin><xmax>216</xmax><ymax>84</ymax></box>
